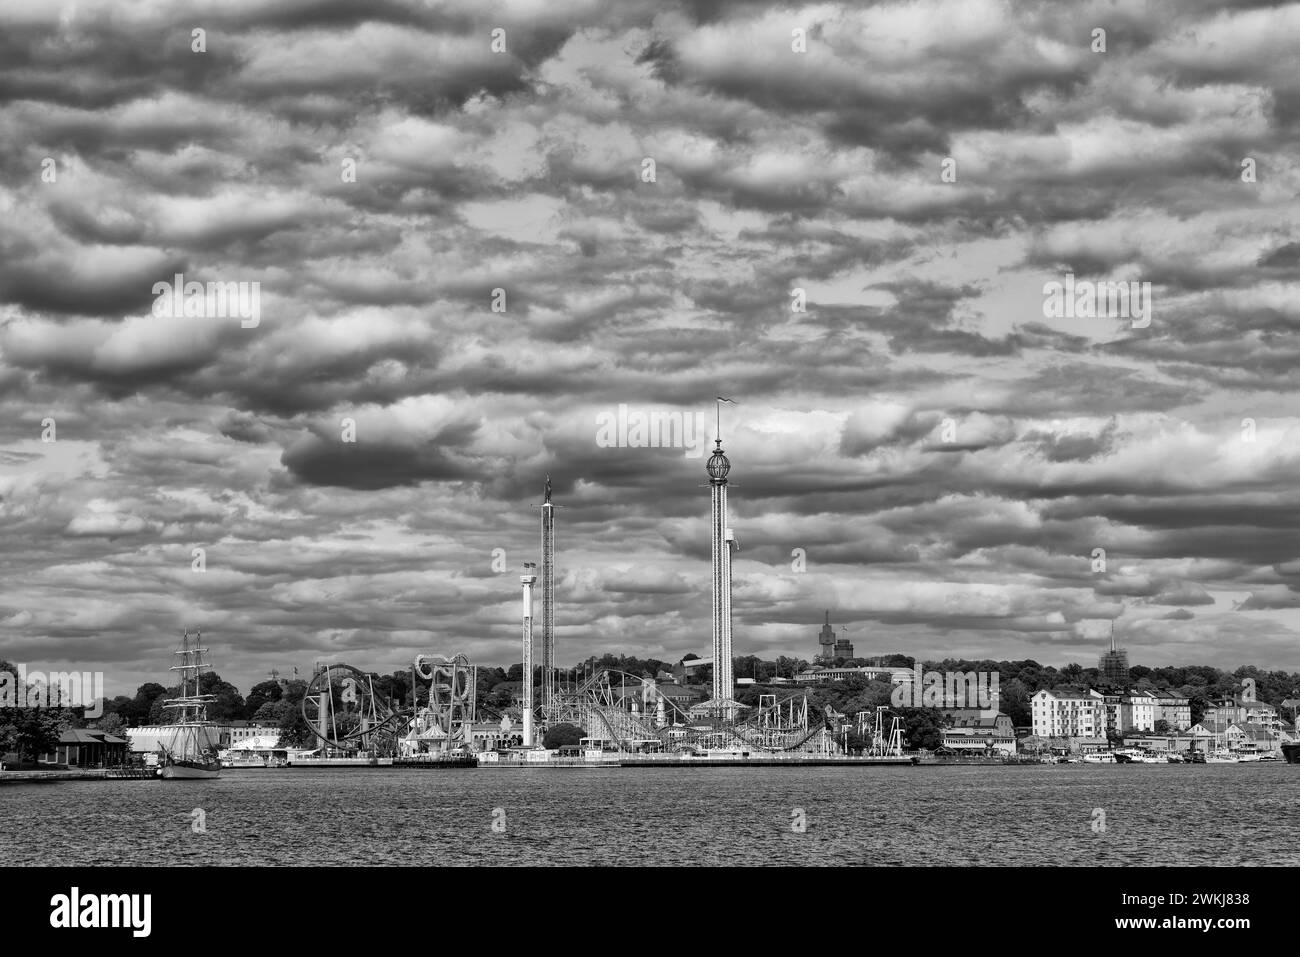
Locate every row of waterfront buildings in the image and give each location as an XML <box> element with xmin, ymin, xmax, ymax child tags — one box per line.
<box><xmin>1029</xmin><ymin>689</ymin><xmax>1296</xmax><ymax>753</ymax></box>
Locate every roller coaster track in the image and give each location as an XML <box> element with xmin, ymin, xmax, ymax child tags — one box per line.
<box><xmin>301</xmin><ymin>663</ymin><xmax>410</xmax><ymax>753</ymax></box>
<box><xmin>580</xmin><ymin>675</ymin><xmax>830</xmax><ymax>753</ymax></box>
<box><xmin>590</xmin><ymin>706</ymin><xmax>660</xmax><ymax>746</ymax></box>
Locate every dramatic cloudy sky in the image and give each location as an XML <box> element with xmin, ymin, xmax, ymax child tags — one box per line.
<box><xmin>1</xmin><ymin>0</ymin><xmax>1299</xmax><ymax>697</ymax></box>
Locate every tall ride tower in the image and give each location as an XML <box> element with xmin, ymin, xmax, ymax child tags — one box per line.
<box><xmin>520</xmin><ymin>562</ymin><xmax>537</xmax><ymax>747</ymax></box>
<box><xmin>540</xmin><ymin>476</ymin><xmax>556</xmax><ymax>720</ymax></box>
<box><xmin>707</xmin><ymin>401</ymin><xmax>737</xmax><ymax>717</ymax></box>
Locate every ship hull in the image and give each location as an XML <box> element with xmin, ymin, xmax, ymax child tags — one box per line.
<box><xmin>1283</xmin><ymin>743</ymin><xmax>1300</xmax><ymax>765</ymax></box>
<box><xmin>160</xmin><ymin>761</ymin><xmax>222</xmax><ymax>780</ymax></box>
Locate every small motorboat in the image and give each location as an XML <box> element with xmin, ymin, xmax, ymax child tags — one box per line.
<box><xmin>1205</xmin><ymin>750</ymin><xmax>1239</xmax><ymax>764</ymax></box>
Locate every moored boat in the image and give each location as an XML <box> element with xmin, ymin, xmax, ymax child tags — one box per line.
<box><xmin>160</xmin><ymin>754</ymin><xmax>223</xmax><ymax>778</ymax></box>
<box><xmin>156</xmin><ymin>630</ymin><xmax>222</xmax><ymax>781</ymax></box>
<box><xmin>221</xmin><ymin>752</ymin><xmax>270</xmax><ymax>768</ymax></box>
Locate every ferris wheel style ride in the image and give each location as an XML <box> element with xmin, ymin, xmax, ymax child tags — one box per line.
<box><xmin>301</xmin><ymin>664</ymin><xmax>408</xmax><ymax>755</ymax></box>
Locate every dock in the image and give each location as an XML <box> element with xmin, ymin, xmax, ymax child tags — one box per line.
<box><xmin>391</xmin><ymin>756</ymin><xmax>477</xmax><ymax>769</ymax></box>
<box><xmin>620</xmin><ymin>754</ymin><xmax>916</xmax><ymax>768</ymax></box>
<box><xmin>286</xmin><ymin>755</ymin><xmax>477</xmax><ymax>768</ymax></box>
<box><xmin>0</xmin><ymin>768</ymin><xmax>155</xmax><ymax>783</ymax></box>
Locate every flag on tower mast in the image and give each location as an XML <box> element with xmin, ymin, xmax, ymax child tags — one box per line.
<box><xmin>715</xmin><ymin>396</ymin><xmax>736</xmax><ymax>443</ymax></box>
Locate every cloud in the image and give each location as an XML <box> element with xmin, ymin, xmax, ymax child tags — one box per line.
<box><xmin>0</xmin><ymin>0</ymin><xmax>1298</xmax><ymax>693</ymax></box>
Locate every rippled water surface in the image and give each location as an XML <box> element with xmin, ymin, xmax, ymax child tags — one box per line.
<box><xmin>2</xmin><ymin>764</ymin><xmax>1296</xmax><ymax>866</ymax></box>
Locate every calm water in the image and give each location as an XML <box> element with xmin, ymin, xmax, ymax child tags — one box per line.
<box><xmin>2</xmin><ymin>764</ymin><xmax>1295</xmax><ymax>866</ymax></box>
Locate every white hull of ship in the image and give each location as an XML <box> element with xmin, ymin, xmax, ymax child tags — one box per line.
<box><xmin>160</xmin><ymin>762</ymin><xmax>222</xmax><ymax>780</ymax></box>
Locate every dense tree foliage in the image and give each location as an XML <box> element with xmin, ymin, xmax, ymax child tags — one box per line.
<box><xmin>896</xmin><ymin>708</ymin><xmax>947</xmax><ymax>751</ymax></box>
<box><xmin>683</xmin><ymin>664</ymin><xmax>712</xmax><ymax>686</ymax></box>
<box><xmin>243</xmin><ymin>679</ymin><xmax>283</xmax><ymax>717</ymax></box>
<box><xmin>542</xmin><ymin>723</ymin><xmax>585</xmax><ymax>749</ymax></box>
<box><xmin>0</xmin><ymin>660</ymin><xmax>70</xmax><ymax>762</ymax></box>
<box><xmin>274</xmin><ymin>679</ymin><xmax>314</xmax><ymax>747</ymax></box>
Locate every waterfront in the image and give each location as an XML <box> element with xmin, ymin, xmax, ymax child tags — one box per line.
<box><xmin>1</xmin><ymin>764</ymin><xmax>1295</xmax><ymax>867</ymax></box>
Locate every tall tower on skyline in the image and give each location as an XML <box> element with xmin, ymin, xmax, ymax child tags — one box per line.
<box><xmin>707</xmin><ymin>400</ymin><xmax>737</xmax><ymax>716</ymax></box>
<box><xmin>520</xmin><ymin>562</ymin><xmax>537</xmax><ymax>747</ymax></box>
<box><xmin>540</xmin><ymin>475</ymin><xmax>556</xmax><ymax>721</ymax></box>
<box><xmin>1099</xmin><ymin>620</ymin><xmax>1130</xmax><ymax>685</ymax></box>
<box><xmin>818</xmin><ymin>611</ymin><xmax>835</xmax><ymax>660</ymax></box>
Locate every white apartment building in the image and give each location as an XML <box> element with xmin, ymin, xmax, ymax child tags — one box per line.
<box><xmin>1031</xmin><ymin>690</ymin><xmax>1102</xmax><ymax>739</ymax></box>
<box><xmin>1120</xmin><ymin>690</ymin><xmax>1157</xmax><ymax>732</ymax></box>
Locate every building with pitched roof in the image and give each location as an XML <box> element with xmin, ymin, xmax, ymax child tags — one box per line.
<box><xmin>1151</xmin><ymin>689</ymin><xmax>1192</xmax><ymax>731</ymax></box>
<box><xmin>46</xmin><ymin>729</ymin><xmax>129</xmax><ymax>768</ymax></box>
<box><xmin>940</xmin><ymin>709</ymin><xmax>1016</xmax><ymax>755</ymax></box>
<box><xmin>1031</xmin><ymin>689</ymin><xmax>1103</xmax><ymax>739</ymax></box>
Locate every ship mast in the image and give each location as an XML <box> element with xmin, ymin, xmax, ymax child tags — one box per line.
<box><xmin>164</xmin><ymin>629</ymin><xmax>217</xmax><ymax>723</ymax></box>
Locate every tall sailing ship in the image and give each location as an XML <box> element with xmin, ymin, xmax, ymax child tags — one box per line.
<box><xmin>157</xmin><ymin>630</ymin><xmax>223</xmax><ymax>780</ymax></box>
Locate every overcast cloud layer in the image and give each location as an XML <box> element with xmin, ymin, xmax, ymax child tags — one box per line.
<box><xmin>1</xmin><ymin>0</ymin><xmax>1299</xmax><ymax>696</ymax></box>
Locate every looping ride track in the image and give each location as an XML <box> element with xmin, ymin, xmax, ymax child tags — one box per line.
<box><xmin>300</xmin><ymin>663</ymin><xmax>408</xmax><ymax>754</ymax></box>
<box><xmin>301</xmin><ymin>654</ymin><xmax>478</xmax><ymax>755</ymax></box>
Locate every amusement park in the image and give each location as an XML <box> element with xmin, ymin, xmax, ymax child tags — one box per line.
<box><xmin>288</xmin><ymin>653</ymin><xmax>911</xmax><ymax>767</ymax></box>
<box><xmin>282</xmin><ymin>411</ymin><xmax>915</xmax><ymax>769</ymax></box>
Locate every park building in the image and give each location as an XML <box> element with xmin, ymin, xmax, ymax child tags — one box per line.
<box><xmin>42</xmin><ymin>729</ymin><xmax>130</xmax><ymax>768</ymax></box>
<box><xmin>794</xmin><ymin>666</ymin><xmax>910</xmax><ymax>685</ymax></box>
<box><xmin>939</xmin><ymin>709</ymin><xmax>1017</xmax><ymax>756</ymax></box>
<box><xmin>222</xmin><ymin>721</ymin><xmax>281</xmax><ymax>747</ymax></box>
<box><xmin>674</xmin><ymin>657</ymin><xmax>712</xmax><ymax>682</ymax></box>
